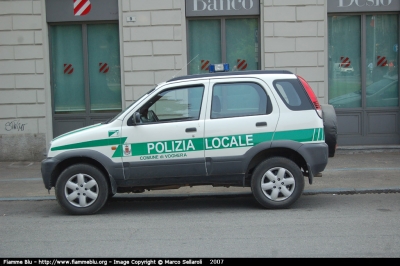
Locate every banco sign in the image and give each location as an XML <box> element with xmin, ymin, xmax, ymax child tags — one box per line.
<box><xmin>193</xmin><ymin>0</ymin><xmax>255</xmax><ymax>11</ymax></box>
<box><xmin>186</xmin><ymin>0</ymin><xmax>260</xmax><ymax>17</ymax></box>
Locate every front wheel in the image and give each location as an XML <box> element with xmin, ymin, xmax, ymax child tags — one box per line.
<box><xmin>55</xmin><ymin>164</ymin><xmax>109</xmax><ymax>215</ymax></box>
<box><xmin>251</xmin><ymin>157</ymin><xmax>304</xmax><ymax>209</ymax></box>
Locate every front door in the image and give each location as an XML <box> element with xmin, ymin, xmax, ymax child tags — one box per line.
<box><xmin>121</xmin><ymin>81</ymin><xmax>209</xmax><ymax>181</ymax></box>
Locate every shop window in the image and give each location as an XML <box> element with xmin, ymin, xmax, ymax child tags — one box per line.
<box><xmin>328</xmin><ymin>16</ymin><xmax>362</xmax><ymax>109</ymax></box>
<box><xmin>366</xmin><ymin>15</ymin><xmax>398</xmax><ymax>108</ymax></box>
<box><xmin>50</xmin><ymin>23</ymin><xmax>121</xmax><ymax>114</ymax></box>
<box><xmin>328</xmin><ymin>15</ymin><xmax>399</xmax><ymax>109</ymax></box>
<box><xmin>50</xmin><ymin>25</ymin><xmax>85</xmax><ymax>113</ymax></box>
<box><xmin>188</xmin><ymin>18</ymin><xmax>259</xmax><ymax>74</ymax></box>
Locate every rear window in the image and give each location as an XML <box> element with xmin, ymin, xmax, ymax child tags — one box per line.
<box><xmin>273</xmin><ymin>79</ymin><xmax>313</xmax><ymax>111</ymax></box>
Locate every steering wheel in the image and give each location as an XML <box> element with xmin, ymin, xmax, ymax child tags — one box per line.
<box><xmin>147</xmin><ymin>110</ymin><xmax>159</xmax><ymax>122</ymax></box>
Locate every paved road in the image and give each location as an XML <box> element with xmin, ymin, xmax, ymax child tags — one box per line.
<box><xmin>0</xmin><ymin>147</ymin><xmax>399</xmax><ymax>201</ymax></box>
<box><xmin>0</xmin><ymin>148</ymin><xmax>400</xmax><ymax>258</ymax></box>
<box><xmin>1</xmin><ymin>193</ymin><xmax>399</xmax><ymax>258</ymax></box>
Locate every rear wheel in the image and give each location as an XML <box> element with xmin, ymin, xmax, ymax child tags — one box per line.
<box><xmin>251</xmin><ymin>157</ymin><xmax>304</xmax><ymax>209</ymax></box>
<box><xmin>55</xmin><ymin>164</ymin><xmax>109</xmax><ymax>215</ymax></box>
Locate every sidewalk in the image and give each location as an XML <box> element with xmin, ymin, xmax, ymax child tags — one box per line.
<box><xmin>0</xmin><ymin>146</ymin><xmax>400</xmax><ymax>201</ymax></box>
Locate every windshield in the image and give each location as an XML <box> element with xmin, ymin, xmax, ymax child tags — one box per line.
<box><xmin>102</xmin><ymin>88</ymin><xmax>155</xmax><ymax>124</ymax></box>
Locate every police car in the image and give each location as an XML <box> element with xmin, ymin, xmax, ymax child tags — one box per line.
<box><xmin>41</xmin><ymin>64</ymin><xmax>337</xmax><ymax>215</ymax></box>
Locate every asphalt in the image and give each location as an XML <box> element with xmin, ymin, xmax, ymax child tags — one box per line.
<box><xmin>0</xmin><ymin>146</ymin><xmax>400</xmax><ymax>201</ymax></box>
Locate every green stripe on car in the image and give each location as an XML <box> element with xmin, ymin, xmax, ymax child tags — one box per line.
<box><xmin>51</xmin><ymin>137</ymin><xmax>127</xmax><ymax>151</ymax></box>
<box><xmin>51</xmin><ymin>128</ymin><xmax>324</xmax><ymax>157</ymax></box>
<box><xmin>111</xmin><ymin>129</ymin><xmax>320</xmax><ymax>158</ymax></box>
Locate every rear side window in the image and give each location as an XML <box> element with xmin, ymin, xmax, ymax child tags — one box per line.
<box><xmin>273</xmin><ymin>79</ymin><xmax>313</xmax><ymax>111</ymax></box>
<box><xmin>211</xmin><ymin>82</ymin><xmax>272</xmax><ymax>119</ymax></box>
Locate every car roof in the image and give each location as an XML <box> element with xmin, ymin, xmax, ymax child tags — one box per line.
<box><xmin>167</xmin><ymin>70</ymin><xmax>294</xmax><ymax>83</ymax></box>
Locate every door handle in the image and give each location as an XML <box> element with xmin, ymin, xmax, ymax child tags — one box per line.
<box><xmin>186</xmin><ymin>127</ymin><xmax>197</xmax><ymax>133</ymax></box>
<box><xmin>256</xmin><ymin>122</ymin><xmax>267</xmax><ymax>127</ymax></box>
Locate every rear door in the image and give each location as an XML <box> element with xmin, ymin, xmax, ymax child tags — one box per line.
<box><xmin>204</xmin><ymin>77</ymin><xmax>280</xmax><ymax>176</ymax></box>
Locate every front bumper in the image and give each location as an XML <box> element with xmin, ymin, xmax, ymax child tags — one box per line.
<box><xmin>41</xmin><ymin>157</ymin><xmax>60</xmax><ymax>190</ymax></box>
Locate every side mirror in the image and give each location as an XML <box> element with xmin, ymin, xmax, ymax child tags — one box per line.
<box><xmin>128</xmin><ymin>112</ymin><xmax>141</xmax><ymax>126</ymax></box>
<box><xmin>134</xmin><ymin>112</ymin><xmax>141</xmax><ymax>125</ymax></box>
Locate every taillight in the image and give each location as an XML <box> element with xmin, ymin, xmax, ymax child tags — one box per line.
<box><xmin>297</xmin><ymin>75</ymin><xmax>322</xmax><ymax>118</ymax></box>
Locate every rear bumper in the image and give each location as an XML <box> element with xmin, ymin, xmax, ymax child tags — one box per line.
<box><xmin>298</xmin><ymin>142</ymin><xmax>328</xmax><ymax>184</ymax></box>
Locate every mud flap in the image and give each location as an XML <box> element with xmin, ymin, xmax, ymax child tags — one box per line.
<box><xmin>321</xmin><ymin>104</ymin><xmax>338</xmax><ymax>157</ymax></box>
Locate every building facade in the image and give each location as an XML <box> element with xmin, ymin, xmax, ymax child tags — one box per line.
<box><xmin>0</xmin><ymin>0</ymin><xmax>399</xmax><ymax>161</ymax></box>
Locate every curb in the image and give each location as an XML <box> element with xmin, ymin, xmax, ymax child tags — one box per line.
<box><xmin>1</xmin><ymin>187</ymin><xmax>399</xmax><ymax>202</ymax></box>
<box><xmin>336</xmin><ymin>145</ymin><xmax>400</xmax><ymax>154</ymax></box>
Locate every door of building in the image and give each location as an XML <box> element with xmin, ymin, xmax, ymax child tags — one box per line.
<box><xmin>49</xmin><ymin>23</ymin><xmax>122</xmax><ymax>138</ymax></box>
<box><xmin>328</xmin><ymin>14</ymin><xmax>399</xmax><ymax>145</ymax></box>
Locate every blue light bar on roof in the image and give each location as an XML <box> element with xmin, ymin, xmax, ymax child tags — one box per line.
<box><xmin>209</xmin><ymin>63</ymin><xmax>229</xmax><ymax>73</ymax></box>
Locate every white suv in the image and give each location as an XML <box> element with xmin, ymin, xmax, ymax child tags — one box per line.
<box><xmin>41</xmin><ymin>67</ymin><xmax>337</xmax><ymax>215</ymax></box>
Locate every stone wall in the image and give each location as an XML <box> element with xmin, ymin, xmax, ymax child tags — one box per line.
<box><xmin>263</xmin><ymin>0</ymin><xmax>327</xmax><ymax>102</ymax></box>
<box><xmin>121</xmin><ymin>0</ymin><xmax>186</xmax><ymax>105</ymax></box>
<box><xmin>0</xmin><ymin>0</ymin><xmax>47</xmax><ymax>161</ymax></box>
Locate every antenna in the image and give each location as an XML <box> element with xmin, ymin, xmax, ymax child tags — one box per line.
<box><xmin>172</xmin><ymin>54</ymin><xmax>199</xmax><ymax>78</ymax></box>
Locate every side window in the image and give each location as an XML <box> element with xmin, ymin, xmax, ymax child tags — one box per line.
<box><xmin>139</xmin><ymin>86</ymin><xmax>204</xmax><ymax>123</ymax></box>
<box><xmin>273</xmin><ymin>79</ymin><xmax>313</xmax><ymax>111</ymax></box>
<box><xmin>211</xmin><ymin>82</ymin><xmax>271</xmax><ymax>119</ymax></box>
<box><xmin>275</xmin><ymin>81</ymin><xmax>301</xmax><ymax>106</ymax></box>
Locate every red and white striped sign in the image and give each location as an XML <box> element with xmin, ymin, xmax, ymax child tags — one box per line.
<box><xmin>201</xmin><ymin>60</ymin><xmax>210</xmax><ymax>71</ymax></box>
<box><xmin>73</xmin><ymin>0</ymin><xmax>92</xmax><ymax>16</ymax></box>
<box><xmin>64</xmin><ymin>64</ymin><xmax>74</xmax><ymax>74</ymax></box>
<box><xmin>340</xmin><ymin>56</ymin><xmax>351</xmax><ymax>68</ymax></box>
<box><xmin>237</xmin><ymin>59</ymin><xmax>248</xmax><ymax>71</ymax></box>
<box><xmin>370</xmin><ymin>16</ymin><xmax>375</xmax><ymax>27</ymax></box>
<box><xmin>376</xmin><ymin>56</ymin><xmax>387</xmax><ymax>67</ymax></box>
<box><xmin>99</xmin><ymin>62</ymin><xmax>109</xmax><ymax>73</ymax></box>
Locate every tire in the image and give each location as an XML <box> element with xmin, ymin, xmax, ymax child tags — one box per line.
<box><xmin>321</xmin><ymin>104</ymin><xmax>338</xmax><ymax>157</ymax></box>
<box><xmin>55</xmin><ymin>164</ymin><xmax>109</xmax><ymax>215</ymax></box>
<box><xmin>251</xmin><ymin>157</ymin><xmax>304</xmax><ymax>209</ymax></box>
